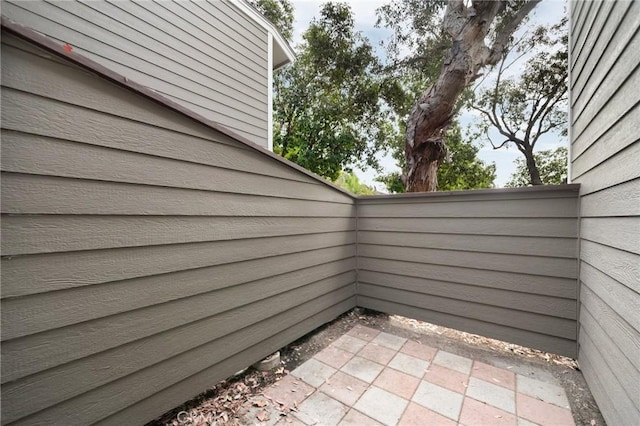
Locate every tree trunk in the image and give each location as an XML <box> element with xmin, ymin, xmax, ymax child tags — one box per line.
<box><xmin>404</xmin><ymin>0</ymin><xmax>540</xmax><ymax>192</ymax></box>
<box><xmin>525</xmin><ymin>149</ymin><xmax>543</xmax><ymax>185</ymax></box>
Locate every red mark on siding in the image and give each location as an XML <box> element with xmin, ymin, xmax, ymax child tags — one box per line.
<box><xmin>63</xmin><ymin>43</ymin><xmax>73</xmax><ymax>53</ymax></box>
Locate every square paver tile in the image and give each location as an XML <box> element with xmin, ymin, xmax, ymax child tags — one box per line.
<box><xmin>466</xmin><ymin>376</ymin><xmax>516</xmax><ymax>414</ymax></box>
<box><xmin>354</xmin><ymin>386</ymin><xmax>409</xmax><ymax>426</ymax></box>
<box><xmin>291</xmin><ymin>358</ymin><xmax>337</xmax><ymax>388</ymax></box>
<box><xmin>373</xmin><ymin>367</ymin><xmax>421</xmax><ymax>400</ymax></box>
<box><xmin>459</xmin><ymin>396</ymin><xmax>517</xmax><ymax>426</ymax></box>
<box><xmin>319</xmin><ymin>371</ymin><xmax>369</xmax><ymax>406</ymax></box>
<box><xmin>432</xmin><ymin>350</ymin><xmax>473</xmax><ymax>375</ymax></box>
<box><xmin>400</xmin><ymin>340</ymin><xmax>438</xmax><ymax>362</ymax></box>
<box><xmin>372</xmin><ymin>332</ymin><xmax>407</xmax><ymax>351</ymax></box>
<box><xmin>517</xmin><ymin>374</ymin><xmax>570</xmax><ymax>408</ymax></box>
<box><xmin>340</xmin><ymin>356</ymin><xmax>385</xmax><ymax>383</ymax></box>
<box><xmin>517</xmin><ymin>393</ymin><xmax>575</xmax><ymax>426</ymax></box>
<box><xmin>293</xmin><ymin>391</ymin><xmax>348</xmax><ymax>426</ymax></box>
<box><xmin>412</xmin><ymin>380</ymin><xmax>464</xmax><ymax>421</ymax></box>
<box><xmin>339</xmin><ymin>409</ymin><xmax>383</xmax><ymax>426</ymax></box>
<box><xmin>358</xmin><ymin>342</ymin><xmax>397</xmax><ymax>365</ymax></box>
<box><xmin>333</xmin><ymin>335</ymin><xmax>368</xmax><ymax>354</ymax></box>
<box><xmin>517</xmin><ymin>418</ymin><xmax>539</xmax><ymax>426</ymax></box>
<box><xmin>398</xmin><ymin>402</ymin><xmax>457</xmax><ymax>426</ymax></box>
<box><xmin>423</xmin><ymin>363</ymin><xmax>469</xmax><ymax>394</ymax></box>
<box><xmin>472</xmin><ymin>361</ymin><xmax>516</xmax><ymax>390</ymax></box>
<box><xmin>346</xmin><ymin>325</ymin><xmax>381</xmax><ymax>342</ymax></box>
<box><xmin>388</xmin><ymin>352</ymin><xmax>430</xmax><ymax>378</ymax></box>
<box><xmin>314</xmin><ymin>345</ymin><xmax>355</xmax><ymax>369</ymax></box>
<box><xmin>263</xmin><ymin>375</ymin><xmax>315</xmax><ymax>408</ymax></box>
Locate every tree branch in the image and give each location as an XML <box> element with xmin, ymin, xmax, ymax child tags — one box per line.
<box><xmin>487</xmin><ymin>0</ymin><xmax>541</xmax><ymax>65</ymax></box>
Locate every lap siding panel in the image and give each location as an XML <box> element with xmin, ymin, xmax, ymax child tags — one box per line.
<box><xmin>0</xmin><ymin>33</ymin><xmax>356</xmax><ymax>425</ymax></box>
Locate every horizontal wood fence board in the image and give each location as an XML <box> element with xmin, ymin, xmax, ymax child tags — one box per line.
<box><xmin>358</xmin><ymin>296</ymin><xmax>577</xmax><ymax>357</ymax></box>
<box><xmin>358</xmin><ymin>257</ymin><xmax>576</xmax><ymax>299</ymax></box>
<box><xmin>581</xmin><ymin>217</ymin><xmax>640</xmax><ymax>254</ymax></box>
<box><xmin>1</xmin><ymin>231</ymin><xmax>356</xmax><ymax>298</ymax></box>
<box><xmin>0</xmin><ymin>133</ymin><xmax>353</xmax><ymax>204</ymax></box>
<box><xmin>2</xmin><ymin>259</ymin><xmax>356</xmax><ymax>383</ymax></box>
<box><xmin>1</xmin><ymin>277</ymin><xmax>356</xmax><ymax>419</ymax></box>
<box><xmin>358</xmin><ymin>284</ymin><xmax>576</xmax><ymax>340</ymax></box>
<box><xmin>98</xmin><ymin>299</ymin><xmax>355</xmax><ymax>426</ymax></box>
<box><xmin>579</xmin><ymin>178</ymin><xmax>640</xmax><ymax>217</ymax></box>
<box><xmin>357</xmin><ymin>231</ymin><xmax>577</xmax><ymax>258</ymax></box>
<box><xmin>358</xmin><ymin>270</ymin><xmax>576</xmax><ymax>319</ymax></box>
<box><xmin>580</xmin><ymin>240</ymin><xmax>639</xmax><ymax>292</ymax></box>
<box><xmin>357</xmin><ymin>197</ymin><xmax>578</xmax><ymax>218</ymax></box>
<box><xmin>579</xmin><ymin>309</ymin><xmax>640</xmax><ymax>409</ymax></box>
<box><xmin>1</xmin><ymin>215</ymin><xmax>356</xmax><ymax>256</ymax></box>
<box><xmin>1</xmin><ymin>173</ymin><xmax>355</xmax><ymax>217</ymax></box>
<box><xmin>1</xmin><ymin>245</ymin><xmax>355</xmax><ymax>340</ymax></box>
<box><xmin>578</xmin><ymin>328</ymin><xmax>640</xmax><ymax>422</ymax></box>
<box><xmin>358</xmin><ymin>244</ymin><xmax>577</xmax><ymax>279</ymax></box>
<box><xmin>358</xmin><ymin>217</ymin><xmax>578</xmax><ymax>238</ymax></box>
<box><xmin>0</xmin><ymin>88</ymin><xmax>331</xmax><ymax>187</ymax></box>
<box><xmin>3</xmin><ymin>288</ymin><xmax>356</xmax><ymax>425</ymax></box>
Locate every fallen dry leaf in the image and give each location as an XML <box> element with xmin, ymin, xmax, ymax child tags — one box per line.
<box><xmin>256</xmin><ymin>409</ymin><xmax>270</xmax><ymax>422</ymax></box>
<box><xmin>253</xmin><ymin>400</ymin><xmax>268</xmax><ymax>408</ymax></box>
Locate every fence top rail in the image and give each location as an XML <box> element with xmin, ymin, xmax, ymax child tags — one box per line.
<box><xmin>359</xmin><ymin>184</ymin><xmax>580</xmax><ymax>201</ymax></box>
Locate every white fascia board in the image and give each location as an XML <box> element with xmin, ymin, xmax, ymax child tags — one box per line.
<box><xmin>228</xmin><ymin>0</ymin><xmax>296</xmax><ymax>69</ymax></box>
<box><xmin>267</xmin><ymin>33</ymin><xmax>274</xmax><ymax>151</ymax></box>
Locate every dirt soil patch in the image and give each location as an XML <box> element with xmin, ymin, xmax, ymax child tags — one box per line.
<box><xmin>148</xmin><ymin>308</ymin><xmax>604</xmax><ymax>426</ymax></box>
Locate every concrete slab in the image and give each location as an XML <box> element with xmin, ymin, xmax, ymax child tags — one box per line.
<box><xmin>412</xmin><ymin>380</ymin><xmax>464</xmax><ymax>421</ymax></box>
<box><xmin>466</xmin><ymin>377</ymin><xmax>516</xmax><ymax>414</ymax></box>
<box><xmin>517</xmin><ymin>374</ymin><xmax>571</xmax><ymax>408</ymax></box>
<box><xmin>353</xmin><ymin>386</ymin><xmax>409</xmax><ymax>426</ymax></box>
<box><xmin>291</xmin><ymin>358</ymin><xmax>336</xmax><ymax>388</ymax></box>
<box><xmin>388</xmin><ymin>352</ymin><xmax>430</xmax><ymax>378</ymax></box>
<box><xmin>293</xmin><ymin>392</ymin><xmax>348</xmax><ymax>426</ymax></box>
<box><xmin>372</xmin><ymin>332</ymin><xmax>407</xmax><ymax>351</ymax></box>
<box><xmin>332</xmin><ymin>335</ymin><xmax>368</xmax><ymax>354</ymax></box>
<box><xmin>433</xmin><ymin>350</ymin><xmax>473</xmax><ymax>375</ymax></box>
<box><xmin>340</xmin><ymin>356</ymin><xmax>384</xmax><ymax>384</ymax></box>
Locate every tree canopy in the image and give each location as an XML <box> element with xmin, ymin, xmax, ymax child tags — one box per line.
<box><xmin>470</xmin><ymin>16</ymin><xmax>568</xmax><ymax>185</ymax></box>
<box><xmin>247</xmin><ymin>0</ymin><xmax>295</xmax><ymax>41</ymax></box>
<box><xmin>272</xmin><ymin>2</ymin><xmax>401</xmax><ymax>180</ymax></box>
<box><xmin>377</xmin><ymin>0</ymin><xmax>542</xmax><ymax>191</ymax></box>
<box><xmin>506</xmin><ymin>146</ymin><xmax>567</xmax><ymax>187</ymax></box>
<box><xmin>333</xmin><ymin>171</ymin><xmax>377</xmax><ymax>195</ymax></box>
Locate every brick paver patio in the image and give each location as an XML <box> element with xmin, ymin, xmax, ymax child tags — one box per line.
<box><xmin>240</xmin><ymin>325</ymin><xmax>575</xmax><ymax>426</ymax></box>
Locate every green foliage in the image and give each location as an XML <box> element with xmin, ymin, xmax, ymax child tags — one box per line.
<box><xmin>273</xmin><ymin>2</ymin><xmax>396</xmax><ymax>180</ymax></box>
<box><xmin>247</xmin><ymin>0</ymin><xmax>294</xmax><ymax>41</ymax></box>
<box><xmin>437</xmin><ymin>124</ymin><xmax>496</xmax><ymax>191</ymax></box>
<box><xmin>376</xmin><ymin>122</ymin><xmax>495</xmax><ymax>193</ymax></box>
<box><xmin>332</xmin><ymin>171</ymin><xmax>376</xmax><ymax>195</ymax></box>
<box><xmin>469</xmin><ymin>16</ymin><xmax>568</xmax><ymax>185</ymax></box>
<box><xmin>506</xmin><ymin>146</ymin><xmax>567</xmax><ymax>187</ymax></box>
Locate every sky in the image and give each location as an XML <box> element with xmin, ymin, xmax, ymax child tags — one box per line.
<box><xmin>288</xmin><ymin>0</ymin><xmax>568</xmax><ymax>191</ymax></box>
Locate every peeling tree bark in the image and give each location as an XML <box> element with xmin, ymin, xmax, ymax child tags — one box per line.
<box><xmin>405</xmin><ymin>0</ymin><xmax>540</xmax><ymax>192</ymax></box>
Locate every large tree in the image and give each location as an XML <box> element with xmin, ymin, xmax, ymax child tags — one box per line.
<box><xmin>378</xmin><ymin>0</ymin><xmax>541</xmax><ymax>192</ymax></box>
<box><xmin>377</xmin><ymin>121</ymin><xmax>496</xmax><ymax>193</ymax></box>
<box><xmin>470</xmin><ymin>17</ymin><xmax>568</xmax><ymax>185</ymax></box>
<box><xmin>247</xmin><ymin>0</ymin><xmax>295</xmax><ymax>41</ymax></box>
<box><xmin>506</xmin><ymin>146</ymin><xmax>567</xmax><ymax>187</ymax></box>
<box><xmin>272</xmin><ymin>2</ymin><xmax>402</xmax><ymax>180</ymax></box>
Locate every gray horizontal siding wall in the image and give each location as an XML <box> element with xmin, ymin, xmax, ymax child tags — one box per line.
<box><xmin>570</xmin><ymin>1</ymin><xmax>640</xmax><ymax>424</ymax></box>
<box><xmin>0</xmin><ymin>33</ymin><xmax>356</xmax><ymax>425</ymax></box>
<box><xmin>1</xmin><ymin>0</ymin><xmax>270</xmax><ymax>147</ymax></box>
<box><xmin>356</xmin><ymin>187</ymin><xmax>580</xmax><ymax>358</ymax></box>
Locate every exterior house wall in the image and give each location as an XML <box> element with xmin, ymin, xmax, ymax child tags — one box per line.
<box><xmin>1</xmin><ymin>0</ymin><xmax>281</xmax><ymax>148</ymax></box>
<box><xmin>570</xmin><ymin>1</ymin><xmax>640</xmax><ymax>424</ymax></box>
<box><xmin>356</xmin><ymin>187</ymin><xmax>581</xmax><ymax>358</ymax></box>
<box><xmin>0</xmin><ymin>32</ymin><xmax>356</xmax><ymax>425</ymax></box>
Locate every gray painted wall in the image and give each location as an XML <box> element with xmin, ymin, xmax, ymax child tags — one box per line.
<box><xmin>356</xmin><ymin>187</ymin><xmax>580</xmax><ymax>358</ymax></box>
<box><xmin>0</xmin><ymin>33</ymin><xmax>356</xmax><ymax>425</ymax></box>
<box><xmin>1</xmin><ymin>0</ymin><xmax>271</xmax><ymax>147</ymax></box>
<box><xmin>570</xmin><ymin>1</ymin><xmax>640</xmax><ymax>424</ymax></box>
